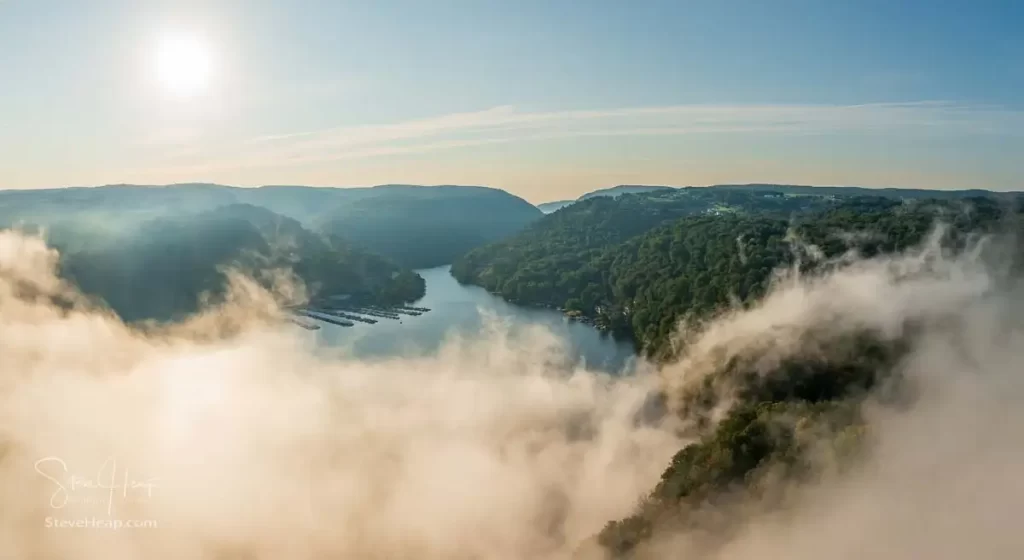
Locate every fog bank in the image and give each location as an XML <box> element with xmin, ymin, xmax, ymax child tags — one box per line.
<box><xmin>1</xmin><ymin>228</ymin><xmax>1023</xmax><ymax>559</ymax></box>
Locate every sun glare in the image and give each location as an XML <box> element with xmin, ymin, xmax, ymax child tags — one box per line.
<box><xmin>154</xmin><ymin>33</ymin><xmax>213</xmax><ymax>97</ymax></box>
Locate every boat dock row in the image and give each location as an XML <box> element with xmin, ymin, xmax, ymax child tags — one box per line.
<box><xmin>308</xmin><ymin>308</ymin><xmax>378</xmax><ymax>324</ymax></box>
<box><xmin>289</xmin><ymin>302</ymin><xmax>431</xmax><ymax>329</ymax></box>
<box><xmin>344</xmin><ymin>307</ymin><xmax>400</xmax><ymax>320</ymax></box>
<box><xmin>295</xmin><ymin>309</ymin><xmax>354</xmax><ymax>327</ymax></box>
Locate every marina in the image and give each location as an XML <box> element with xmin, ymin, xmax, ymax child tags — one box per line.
<box><xmin>291</xmin><ymin>302</ymin><xmax>432</xmax><ymax>328</ymax></box>
<box><xmin>296</xmin><ymin>309</ymin><xmax>354</xmax><ymax>327</ymax></box>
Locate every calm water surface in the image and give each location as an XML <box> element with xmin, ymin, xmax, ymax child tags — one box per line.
<box><xmin>316</xmin><ymin>266</ymin><xmax>637</xmax><ymax>373</ymax></box>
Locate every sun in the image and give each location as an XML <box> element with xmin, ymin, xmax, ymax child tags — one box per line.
<box><xmin>154</xmin><ymin>33</ymin><xmax>213</xmax><ymax>97</ymax></box>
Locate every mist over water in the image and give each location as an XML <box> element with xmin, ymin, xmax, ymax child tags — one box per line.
<box><xmin>318</xmin><ymin>265</ymin><xmax>638</xmax><ymax>374</ymax></box>
<box><xmin>1</xmin><ymin>228</ymin><xmax>1024</xmax><ymax>559</ymax></box>
<box><xmin>0</xmin><ymin>231</ymin><xmax>674</xmax><ymax>559</ymax></box>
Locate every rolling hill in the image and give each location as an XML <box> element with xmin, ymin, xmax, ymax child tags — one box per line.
<box><xmin>0</xmin><ymin>183</ymin><xmax>544</xmax><ymax>269</ymax></box>
<box><xmin>56</xmin><ymin>204</ymin><xmax>425</xmax><ymax>322</ymax></box>
<box><xmin>452</xmin><ymin>185</ymin><xmax>1023</xmax><ymax>354</ymax></box>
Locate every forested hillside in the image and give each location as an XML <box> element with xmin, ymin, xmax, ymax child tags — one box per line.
<box><xmin>450</xmin><ymin>186</ymin><xmax>843</xmax><ymax>336</ymax></box>
<box><xmin>454</xmin><ymin>188</ymin><xmax>1021</xmax><ymax>357</ymax></box>
<box><xmin>54</xmin><ymin>204</ymin><xmax>425</xmax><ymax>322</ymax></box>
<box><xmin>586</xmin><ymin>194</ymin><xmax>1022</xmax><ymax>558</ymax></box>
<box><xmin>312</xmin><ymin>185</ymin><xmax>542</xmax><ymax>268</ymax></box>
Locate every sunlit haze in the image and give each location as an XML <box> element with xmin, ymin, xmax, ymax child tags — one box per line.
<box><xmin>2</xmin><ymin>1</ymin><xmax>1023</xmax><ymax>200</ymax></box>
<box><xmin>153</xmin><ymin>32</ymin><xmax>214</xmax><ymax>98</ymax></box>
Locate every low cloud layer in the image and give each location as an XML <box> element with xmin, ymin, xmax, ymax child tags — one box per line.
<box><xmin>632</xmin><ymin>230</ymin><xmax>1024</xmax><ymax>558</ymax></box>
<box><xmin>1</xmin><ymin>227</ymin><xmax>1024</xmax><ymax>559</ymax></box>
<box><xmin>0</xmin><ymin>230</ymin><xmax>680</xmax><ymax>559</ymax></box>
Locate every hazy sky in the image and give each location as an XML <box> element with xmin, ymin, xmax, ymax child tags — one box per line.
<box><xmin>1</xmin><ymin>0</ymin><xmax>1022</xmax><ymax>202</ymax></box>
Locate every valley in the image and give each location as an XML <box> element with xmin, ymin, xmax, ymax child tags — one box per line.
<box><xmin>7</xmin><ymin>6</ymin><xmax>1022</xmax><ymax>558</ymax></box>
<box><xmin>2</xmin><ymin>181</ymin><xmax>1022</xmax><ymax>559</ymax></box>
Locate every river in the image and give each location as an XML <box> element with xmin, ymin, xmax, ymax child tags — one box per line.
<box><xmin>315</xmin><ymin>266</ymin><xmax>638</xmax><ymax>373</ymax></box>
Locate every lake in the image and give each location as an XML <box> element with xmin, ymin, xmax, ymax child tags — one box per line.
<box><xmin>316</xmin><ymin>266</ymin><xmax>638</xmax><ymax>373</ymax></box>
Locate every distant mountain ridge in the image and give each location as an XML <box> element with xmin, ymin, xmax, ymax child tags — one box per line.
<box><xmin>578</xmin><ymin>185</ymin><xmax>676</xmax><ymax>200</ymax></box>
<box><xmin>704</xmin><ymin>183</ymin><xmax>1013</xmax><ymax>199</ymax></box>
<box><xmin>534</xmin><ymin>183</ymin><xmax>1020</xmax><ymax>214</ymax></box>
<box><xmin>536</xmin><ymin>200</ymin><xmax>575</xmax><ymax>214</ymax></box>
<box><xmin>535</xmin><ymin>185</ymin><xmax>675</xmax><ymax>214</ymax></box>
<box><xmin>0</xmin><ymin>183</ymin><xmax>544</xmax><ymax>268</ymax></box>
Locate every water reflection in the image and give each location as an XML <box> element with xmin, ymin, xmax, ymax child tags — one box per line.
<box><xmin>316</xmin><ymin>266</ymin><xmax>638</xmax><ymax>374</ymax></box>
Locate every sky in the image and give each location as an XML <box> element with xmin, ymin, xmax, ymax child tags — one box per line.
<box><xmin>1</xmin><ymin>0</ymin><xmax>1022</xmax><ymax>203</ymax></box>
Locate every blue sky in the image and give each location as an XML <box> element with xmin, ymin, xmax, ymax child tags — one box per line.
<box><xmin>1</xmin><ymin>0</ymin><xmax>1022</xmax><ymax>202</ymax></box>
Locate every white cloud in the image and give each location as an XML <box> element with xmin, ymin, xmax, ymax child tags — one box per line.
<box><xmin>140</xmin><ymin>101</ymin><xmax>1024</xmax><ymax>177</ymax></box>
<box><xmin>0</xmin><ymin>230</ymin><xmax>679</xmax><ymax>559</ymax></box>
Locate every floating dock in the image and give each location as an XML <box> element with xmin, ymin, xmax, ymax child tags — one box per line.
<box><xmin>342</xmin><ymin>307</ymin><xmax>401</xmax><ymax>320</ymax></box>
<box><xmin>308</xmin><ymin>308</ymin><xmax>378</xmax><ymax>324</ymax></box>
<box><xmin>286</xmin><ymin>316</ymin><xmax>321</xmax><ymax>330</ymax></box>
<box><xmin>290</xmin><ymin>301</ymin><xmax>431</xmax><ymax>329</ymax></box>
<box><xmin>295</xmin><ymin>310</ymin><xmax>354</xmax><ymax>327</ymax></box>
